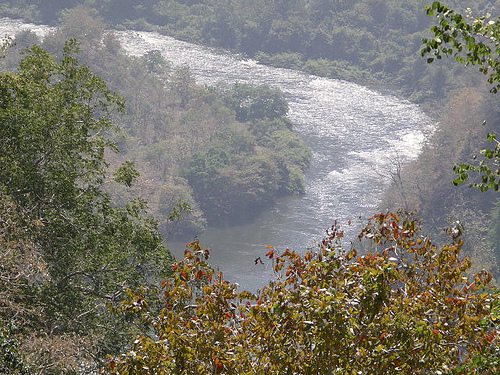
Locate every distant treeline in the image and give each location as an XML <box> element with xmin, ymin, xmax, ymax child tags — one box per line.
<box><xmin>2</xmin><ymin>0</ymin><xmax>497</xmax><ymax>100</ymax></box>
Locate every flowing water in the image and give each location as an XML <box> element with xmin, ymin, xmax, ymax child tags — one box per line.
<box><xmin>1</xmin><ymin>19</ymin><xmax>435</xmax><ymax>292</ymax></box>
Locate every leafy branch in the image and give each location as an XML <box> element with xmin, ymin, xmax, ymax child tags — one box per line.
<box><xmin>422</xmin><ymin>2</ymin><xmax>500</xmax><ymax>191</ymax></box>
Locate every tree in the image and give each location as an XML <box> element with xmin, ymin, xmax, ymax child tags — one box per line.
<box><xmin>170</xmin><ymin>65</ymin><xmax>198</xmax><ymax>108</ymax></box>
<box><xmin>106</xmin><ymin>212</ymin><xmax>499</xmax><ymax>374</ymax></box>
<box><xmin>214</xmin><ymin>83</ymin><xmax>289</xmax><ymax>122</ymax></box>
<box><xmin>0</xmin><ymin>40</ymin><xmax>171</xmax><ymax>370</ymax></box>
<box><xmin>0</xmin><ymin>321</ymin><xmax>30</xmax><ymax>375</ymax></box>
<box><xmin>421</xmin><ymin>1</ymin><xmax>500</xmax><ymax>192</ymax></box>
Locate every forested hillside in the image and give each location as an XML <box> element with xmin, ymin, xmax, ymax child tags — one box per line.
<box><xmin>1</xmin><ymin>7</ymin><xmax>311</xmax><ymax>238</ymax></box>
<box><xmin>380</xmin><ymin>2</ymin><xmax>500</xmax><ymax>277</ymax></box>
<box><xmin>0</xmin><ymin>0</ymin><xmax>495</xmax><ymax>99</ymax></box>
<box><xmin>381</xmin><ymin>84</ymin><xmax>500</xmax><ymax>275</ymax></box>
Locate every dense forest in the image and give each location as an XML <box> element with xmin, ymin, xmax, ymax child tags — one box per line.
<box><xmin>1</xmin><ymin>0</ymin><xmax>500</xmax><ymax>373</ymax></box>
<box><xmin>1</xmin><ymin>0</ymin><xmax>498</xmax><ymax>99</ymax></box>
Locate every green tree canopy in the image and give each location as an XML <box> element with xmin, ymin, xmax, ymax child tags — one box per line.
<box><xmin>0</xmin><ymin>39</ymin><xmax>171</xmax><ymax>370</ymax></box>
<box><xmin>214</xmin><ymin>83</ymin><xmax>289</xmax><ymax>122</ymax></box>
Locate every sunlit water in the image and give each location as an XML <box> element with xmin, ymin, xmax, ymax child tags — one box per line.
<box><xmin>1</xmin><ymin>19</ymin><xmax>435</xmax><ymax>292</ymax></box>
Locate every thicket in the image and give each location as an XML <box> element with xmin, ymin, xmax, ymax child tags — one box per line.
<box><xmin>0</xmin><ymin>37</ymin><xmax>172</xmax><ymax>372</ymax></box>
<box><xmin>107</xmin><ymin>213</ymin><xmax>500</xmax><ymax>374</ymax></box>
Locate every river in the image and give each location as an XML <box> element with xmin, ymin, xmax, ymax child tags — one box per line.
<box><xmin>0</xmin><ymin>18</ymin><xmax>434</xmax><ymax>292</ymax></box>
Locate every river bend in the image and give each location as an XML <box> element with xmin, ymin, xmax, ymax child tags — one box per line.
<box><xmin>0</xmin><ymin>19</ymin><xmax>434</xmax><ymax>291</ymax></box>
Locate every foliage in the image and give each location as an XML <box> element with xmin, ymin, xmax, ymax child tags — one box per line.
<box><xmin>107</xmin><ymin>212</ymin><xmax>499</xmax><ymax>374</ymax></box>
<box><xmin>17</xmin><ymin>7</ymin><xmax>311</xmax><ymax>235</ymax></box>
<box><xmin>2</xmin><ymin>0</ymin><xmax>479</xmax><ymax>99</ymax></box>
<box><xmin>0</xmin><ymin>195</ymin><xmax>38</xmax><ymax>374</ymax></box>
<box><xmin>154</xmin><ymin>180</ymin><xmax>207</xmax><ymax>238</ymax></box>
<box><xmin>423</xmin><ymin>2</ymin><xmax>500</xmax><ymax>94</ymax></box>
<box><xmin>0</xmin><ymin>193</ymin><xmax>45</xmax><ymax>324</ymax></box>
<box><xmin>214</xmin><ymin>83</ymin><xmax>289</xmax><ymax>122</ymax></box>
<box><xmin>175</xmin><ymin>83</ymin><xmax>309</xmax><ymax>224</ymax></box>
<box><xmin>0</xmin><ymin>40</ymin><xmax>171</xmax><ymax>370</ymax></box>
<box><xmin>0</xmin><ymin>322</ymin><xmax>30</xmax><ymax>375</ymax></box>
<box><xmin>113</xmin><ymin>161</ymin><xmax>140</xmax><ymax>187</ymax></box>
<box><xmin>452</xmin><ymin>133</ymin><xmax>500</xmax><ymax>191</ymax></box>
<box><xmin>379</xmin><ymin>84</ymin><xmax>500</xmax><ymax>281</ymax></box>
<box><xmin>422</xmin><ymin>1</ymin><xmax>500</xmax><ymax>192</ymax></box>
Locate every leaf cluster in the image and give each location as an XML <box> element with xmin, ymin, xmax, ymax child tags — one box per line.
<box><xmin>422</xmin><ymin>2</ymin><xmax>500</xmax><ymax>192</ymax></box>
<box><xmin>422</xmin><ymin>2</ymin><xmax>500</xmax><ymax>93</ymax></box>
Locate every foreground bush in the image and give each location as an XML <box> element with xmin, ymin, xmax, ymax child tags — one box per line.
<box><xmin>107</xmin><ymin>212</ymin><xmax>499</xmax><ymax>374</ymax></box>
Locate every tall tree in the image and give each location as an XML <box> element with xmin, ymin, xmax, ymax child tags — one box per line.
<box><xmin>0</xmin><ymin>39</ymin><xmax>171</xmax><ymax>370</ymax></box>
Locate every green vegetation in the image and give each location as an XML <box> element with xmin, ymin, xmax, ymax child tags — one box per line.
<box><xmin>181</xmin><ymin>83</ymin><xmax>310</xmax><ymax>222</ymax></box>
<box><xmin>0</xmin><ymin>0</ymin><xmax>490</xmax><ymax>100</ymax></box>
<box><xmin>380</xmin><ymin>86</ymin><xmax>500</xmax><ymax>273</ymax></box>
<box><xmin>0</xmin><ymin>39</ymin><xmax>171</xmax><ymax>372</ymax></box>
<box><xmin>0</xmin><ymin>6</ymin><xmax>311</xmax><ymax>237</ymax></box>
<box><xmin>381</xmin><ymin>2</ymin><xmax>500</xmax><ymax>279</ymax></box>
<box><xmin>0</xmin><ymin>12</ymin><xmax>311</xmax><ymax>370</ymax></box>
<box><xmin>422</xmin><ymin>1</ymin><xmax>500</xmax><ymax>192</ymax></box>
<box><xmin>1</xmin><ymin>1</ymin><xmax>500</xmax><ymax>373</ymax></box>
